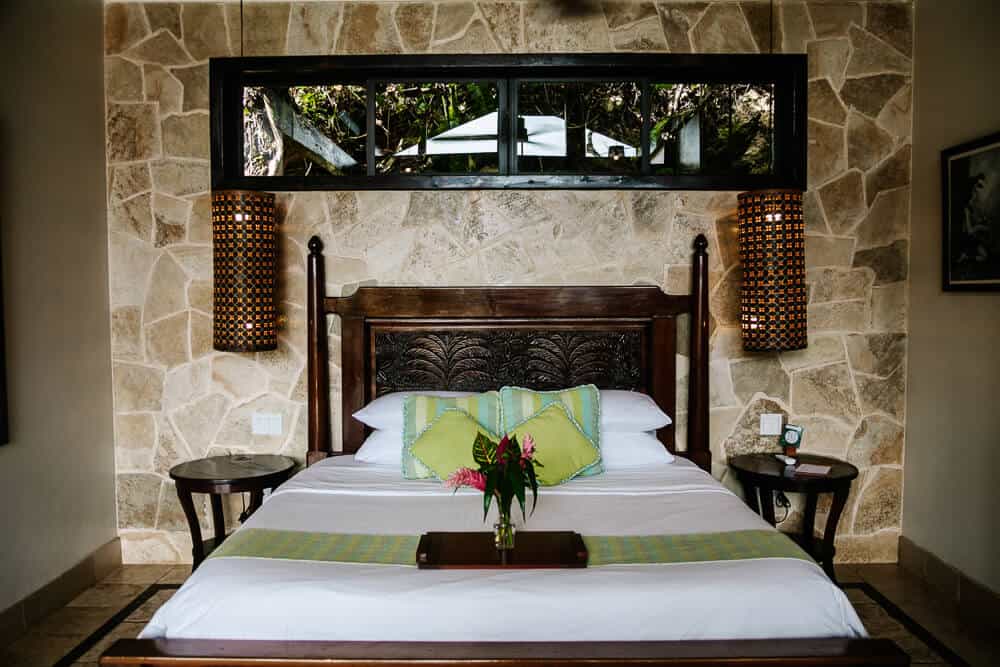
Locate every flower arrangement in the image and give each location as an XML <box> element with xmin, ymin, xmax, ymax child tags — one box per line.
<box><xmin>445</xmin><ymin>432</ymin><xmax>542</xmax><ymax>551</ymax></box>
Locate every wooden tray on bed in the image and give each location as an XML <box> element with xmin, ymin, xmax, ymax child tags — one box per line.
<box><xmin>416</xmin><ymin>531</ymin><xmax>588</xmax><ymax>569</ymax></box>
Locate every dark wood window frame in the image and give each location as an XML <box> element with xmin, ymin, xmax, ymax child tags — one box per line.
<box><xmin>211</xmin><ymin>53</ymin><xmax>807</xmax><ymax>191</ymax></box>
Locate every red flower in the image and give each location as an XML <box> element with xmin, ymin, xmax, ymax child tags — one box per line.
<box><xmin>496</xmin><ymin>434</ymin><xmax>510</xmax><ymax>461</ymax></box>
<box><xmin>445</xmin><ymin>467</ymin><xmax>486</xmax><ymax>492</ymax></box>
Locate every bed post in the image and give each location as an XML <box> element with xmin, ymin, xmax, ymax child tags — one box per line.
<box><xmin>687</xmin><ymin>234</ymin><xmax>711</xmax><ymax>473</ymax></box>
<box><xmin>306</xmin><ymin>236</ymin><xmax>331</xmax><ymax>466</ymax></box>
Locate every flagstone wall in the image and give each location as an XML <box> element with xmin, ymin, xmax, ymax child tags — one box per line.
<box><xmin>104</xmin><ymin>0</ymin><xmax>913</xmax><ymax>563</ymax></box>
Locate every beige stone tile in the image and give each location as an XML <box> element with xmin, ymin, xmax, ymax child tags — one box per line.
<box><xmin>287</xmin><ymin>2</ymin><xmax>344</xmax><ymax>55</ymax></box>
<box><xmin>841</xmin><ymin>74</ymin><xmax>908</xmax><ymax>120</ymax></box>
<box><xmin>107</xmin><ymin>104</ymin><xmax>161</xmax><ymax>163</ymax></box>
<box><xmin>690</xmin><ymin>3</ymin><xmax>755</xmax><ymax>53</ymax></box>
<box><xmin>172</xmin><ymin>64</ymin><xmax>210</xmax><ymax>112</ymax></box>
<box><xmin>67</xmin><ymin>584</ymin><xmax>145</xmax><ymax>610</ymax></box>
<box><xmin>121</xmin><ymin>531</ymin><xmax>185</xmax><ymax>563</ymax></box>
<box><xmin>847</xmin><ymin>416</ymin><xmax>903</xmax><ymax>467</ymax></box>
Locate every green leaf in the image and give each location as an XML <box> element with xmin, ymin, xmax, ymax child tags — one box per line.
<box><xmin>507</xmin><ymin>434</ymin><xmax>521</xmax><ymax>462</ymax></box>
<box><xmin>512</xmin><ymin>467</ymin><xmax>526</xmax><ymax>521</ymax></box>
<box><xmin>483</xmin><ymin>469</ymin><xmax>498</xmax><ymax>521</ymax></box>
<box><xmin>526</xmin><ymin>464</ymin><xmax>539</xmax><ymax>515</ymax></box>
<box><xmin>473</xmin><ymin>432</ymin><xmax>497</xmax><ymax>467</ymax></box>
<box><xmin>498</xmin><ymin>472</ymin><xmax>513</xmax><ymax>520</ymax></box>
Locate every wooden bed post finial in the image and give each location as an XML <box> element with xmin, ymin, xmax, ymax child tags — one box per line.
<box><xmin>688</xmin><ymin>233</ymin><xmax>711</xmax><ymax>473</ymax></box>
<box><xmin>306</xmin><ymin>235</ymin><xmax>331</xmax><ymax>466</ymax></box>
<box><xmin>308</xmin><ymin>235</ymin><xmax>323</xmax><ymax>255</ymax></box>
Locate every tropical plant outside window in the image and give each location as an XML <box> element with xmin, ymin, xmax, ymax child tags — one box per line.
<box><xmin>648</xmin><ymin>83</ymin><xmax>774</xmax><ymax>178</ymax></box>
<box><xmin>244</xmin><ymin>85</ymin><xmax>367</xmax><ymax>177</ymax></box>
<box><xmin>375</xmin><ymin>82</ymin><xmax>500</xmax><ymax>175</ymax></box>
<box><xmin>516</xmin><ymin>81</ymin><xmax>642</xmax><ymax>175</ymax></box>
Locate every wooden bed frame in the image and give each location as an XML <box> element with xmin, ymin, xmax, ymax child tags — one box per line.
<box><xmin>102</xmin><ymin>234</ymin><xmax>907</xmax><ymax>666</ymax></box>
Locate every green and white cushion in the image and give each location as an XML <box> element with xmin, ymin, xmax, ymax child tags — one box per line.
<box><xmin>499</xmin><ymin>384</ymin><xmax>603</xmax><ymax>477</ymax></box>
<box><xmin>402</xmin><ymin>392</ymin><xmax>501</xmax><ymax>479</ymax></box>
<box><xmin>506</xmin><ymin>402</ymin><xmax>600</xmax><ymax>485</ymax></box>
<box><xmin>409</xmin><ymin>409</ymin><xmax>497</xmax><ymax>481</ymax></box>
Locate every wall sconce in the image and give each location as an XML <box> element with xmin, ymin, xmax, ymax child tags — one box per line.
<box><xmin>737</xmin><ymin>189</ymin><xmax>807</xmax><ymax>352</ymax></box>
<box><xmin>212</xmin><ymin>190</ymin><xmax>277</xmax><ymax>352</ymax></box>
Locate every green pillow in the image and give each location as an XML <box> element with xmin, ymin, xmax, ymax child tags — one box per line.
<box><xmin>500</xmin><ymin>384</ymin><xmax>603</xmax><ymax>476</ymax></box>
<box><xmin>409</xmin><ymin>409</ymin><xmax>494</xmax><ymax>481</ymax></box>
<box><xmin>507</xmin><ymin>402</ymin><xmax>600</xmax><ymax>486</ymax></box>
<box><xmin>402</xmin><ymin>392</ymin><xmax>501</xmax><ymax>479</ymax></box>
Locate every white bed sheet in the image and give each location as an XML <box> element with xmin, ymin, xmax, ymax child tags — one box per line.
<box><xmin>141</xmin><ymin>456</ymin><xmax>865</xmax><ymax>642</ymax></box>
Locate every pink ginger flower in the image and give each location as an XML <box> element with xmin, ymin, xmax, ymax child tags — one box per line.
<box><xmin>521</xmin><ymin>434</ymin><xmax>536</xmax><ymax>461</ymax></box>
<box><xmin>445</xmin><ymin>467</ymin><xmax>486</xmax><ymax>492</ymax></box>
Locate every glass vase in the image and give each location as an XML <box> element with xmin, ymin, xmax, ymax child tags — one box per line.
<box><xmin>493</xmin><ymin>511</ymin><xmax>516</xmax><ymax>552</ymax></box>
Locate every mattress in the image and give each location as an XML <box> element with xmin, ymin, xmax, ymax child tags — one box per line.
<box><xmin>140</xmin><ymin>456</ymin><xmax>866</xmax><ymax>641</ymax></box>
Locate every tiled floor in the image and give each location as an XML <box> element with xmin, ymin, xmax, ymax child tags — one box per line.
<box><xmin>1</xmin><ymin>563</ymin><xmax>997</xmax><ymax>666</ymax></box>
<box><xmin>0</xmin><ymin>565</ymin><xmax>188</xmax><ymax>667</ymax></box>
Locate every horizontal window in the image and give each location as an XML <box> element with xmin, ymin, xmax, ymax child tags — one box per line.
<box><xmin>212</xmin><ymin>54</ymin><xmax>806</xmax><ymax>190</ymax></box>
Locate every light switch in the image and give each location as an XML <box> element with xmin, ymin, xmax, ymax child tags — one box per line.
<box><xmin>252</xmin><ymin>412</ymin><xmax>283</xmax><ymax>436</ymax></box>
<box><xmin>759</xmin><ymin>413</ymin><xmax>783</xmax><ymax>436</ymax></box>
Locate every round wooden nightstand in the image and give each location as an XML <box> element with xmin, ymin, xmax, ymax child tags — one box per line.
<box><xmin>169</xmin><ymin>454</ymin><xmax>296</xmax><ymax>569</ymax></box>
<box><xmin>729</xmin><ymin>453</ymin><xmax>858</xmax><ymax>583</ymax></box>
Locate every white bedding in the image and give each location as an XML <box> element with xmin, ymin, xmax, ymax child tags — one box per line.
<box><xmin>141</xmin><ymin>456</ymin><xmax>865</xmax><ymax>641</ymax></box>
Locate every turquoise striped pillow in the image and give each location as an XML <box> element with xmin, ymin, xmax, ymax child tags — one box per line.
<box><xmin>499</xmin><ymin>385</ymin><xmax>603</xmax><ymax>477</ymax></box>
<box><xmin>402</xmin><ymin>392</ymin><xmax>501</xmax><ymax>479</ymax></box>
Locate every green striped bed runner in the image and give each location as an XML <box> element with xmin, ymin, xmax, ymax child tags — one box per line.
<box><xmin>209</xmin><ymin>528</ymin><xmax>812</xmax><ymax>566</ymax></box>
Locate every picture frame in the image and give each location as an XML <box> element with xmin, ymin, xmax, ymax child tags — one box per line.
<box><xmin>941</xmin><ymin>130</ymin><xmax>1000</xmax><ymax>291</ymax></box>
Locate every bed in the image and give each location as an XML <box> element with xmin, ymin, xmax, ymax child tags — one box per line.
<box><xmin>103</xmin><ymin>234</ymin><xmax>908</xmax><ymax>666</ymax></box>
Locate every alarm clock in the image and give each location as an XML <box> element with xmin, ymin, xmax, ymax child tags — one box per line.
<box><xmin>780</xmin><ymin>424</ymin><xmax>804</xmax><ymax>456</ymax></box>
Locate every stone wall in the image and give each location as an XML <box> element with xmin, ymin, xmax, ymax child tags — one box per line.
<box><xmin>104</xmin><ymin>0</ymin><xmax>912</xmax><ymax>563</ymax></box>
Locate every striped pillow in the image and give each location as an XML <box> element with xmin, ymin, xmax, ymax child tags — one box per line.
<box><xmin>499</xmin><ymin>384</ymin><xmax>603</xmax><ymax>477</ymax></box>
<box><xmin>402</xmin><ymin>392</ymin><xmax>501</xmax><ymax>479</ymax></box>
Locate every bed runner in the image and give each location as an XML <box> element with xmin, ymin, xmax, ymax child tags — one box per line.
<box><xmin>208</xmin><ymin>528</ymin><xmax>812</xmax><ymax>566</ymax></box>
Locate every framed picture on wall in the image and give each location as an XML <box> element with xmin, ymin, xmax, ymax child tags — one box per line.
<box><xmin>942</xmin><ymin>131</ymin><xmax>1000</xmax><ymax>291</ymax></box>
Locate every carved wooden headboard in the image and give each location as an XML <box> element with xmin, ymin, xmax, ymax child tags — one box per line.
<box><xmin>306</xmin><ymin>235</ymin><xmax>711</xmax><ymax>472</ymax></box>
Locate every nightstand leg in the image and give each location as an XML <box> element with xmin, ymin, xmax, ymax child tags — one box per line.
<box><xmin>210</xmin><ymin>494</ymin><xmax>226</xmax><ymax>544</ymax></box>
<box><xmin>248</xmin><ymin>490</ymin><xmax>264</xmax><ymax>516</ymax></box>
<box><xmin>802</xmin><ymin>492</ymin><xmax>818</xmax><ymax>545</ymax></box>
<box><xmin>822</xmin><ymin>487</ymin><xmax>850</xmax><ymax>583</ymax></box>
<box><xmin>758</xmin><ymin>484</ymin><xmax>776</xmax><ymax>526</ymax></box>
<box><xmin>742</xmin><ymin>481</ymin><xmax>761</xmax><ymax>514</ymax></box>
<box><xmin>176</xmin><ymin>485</ymin><xmax>204</xmax><ymax>569</ymax></box>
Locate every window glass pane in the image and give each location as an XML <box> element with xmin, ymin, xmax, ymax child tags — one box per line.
<box><xmin>375</xmin><ymin>82</ymin><xmax>500</xmax><ymax>175</ymax></box>
<box><xmin>243</xmin><ymin>85</ymin><xmax>367</xmax><ymax>177</ymax></box>
<box><xmin>516</xmin><ymin>81</ymin><xmax>641</xmax><ymax>174</ymax></box>
<box><xmin>649</xmin><ymin>83</ymin><xmax>774</xmax><ymax>177</ymax></box>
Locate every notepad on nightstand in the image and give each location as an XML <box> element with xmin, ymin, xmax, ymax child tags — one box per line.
<box><xmin>795</xmin><ymin>463</ymin><xmax>831</xmax><ymax>477</ymax></box>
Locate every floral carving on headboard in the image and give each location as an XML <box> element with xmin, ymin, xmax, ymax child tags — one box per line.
<box><xmin>374</xmin><ymin>330</ymin><xmax>644</xmax><ymax>395</ymax></box>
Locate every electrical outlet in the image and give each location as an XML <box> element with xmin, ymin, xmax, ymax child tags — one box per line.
<box><xmin>251</xmin><ymin>412</ymin><xmax>283</xmax><ymax>436</ymax></box>
<box><xmin>759</xmin><ymin>413</ymin><xmax>783</xmax><ymax>436</ymax></box>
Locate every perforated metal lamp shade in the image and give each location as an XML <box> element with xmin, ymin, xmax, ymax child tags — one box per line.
<box><xmin>737</xmin><ymin>189</ymin><xmax>808</xmax><ymax>352</ymax></box>
<box><xmin>212</xmin><ymin>190</ymin><xmax>277</xmax><ymax>352</ymax></box>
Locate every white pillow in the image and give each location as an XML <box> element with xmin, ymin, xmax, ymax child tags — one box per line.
<box><xmin>353</xmin><ymin>389</ymin><xmax>671</xmax><ymax>433</ymax></box>
<box><xmin>600</xmin><ymin>431</ymin><xmax>675</xmax><ymax>468</ymax></box>
<box><xmin>354</xmin><ymin>427</ymin><xmax>675</xmax><ymax>468</ymax></box>
<box><xmin>354</xmin><ymin>429</ymin><xmax>404</xmax><ymax>465</ymax></box>
<box><xmin>352</xmin><ymin>391</ymin><xmax>474</xmax><ymax>431</ymax></box>
<box><xmin>599</xmin><ymin>390</ymin><xmax>672</xmax><ymax>432</ymax></box>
